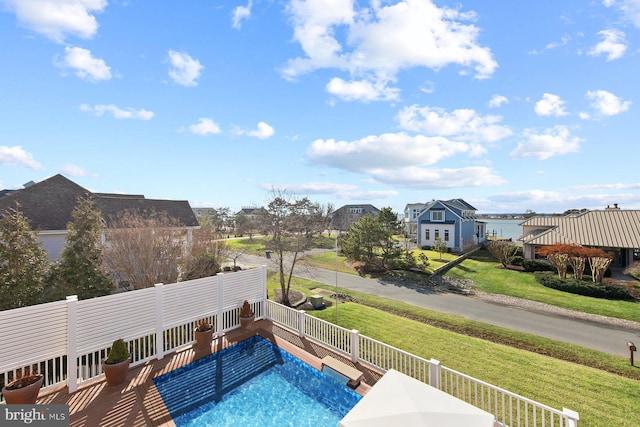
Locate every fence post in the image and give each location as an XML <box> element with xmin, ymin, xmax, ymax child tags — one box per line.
<box><xmin>66</xmin><ymin>295</ymin><xmax>78</xmax><ymax>393</ymax></box>
<box><xmin>563</xmin><ymin>408</ymin><xmax>580</xmax><ymax>427</ymax></box>
<box><xmin>217</xmin><ymin>273</ymin><xmax>225</xmax><ymax>335</ymax></box>
<box><xmin>261</xmin><ymin>265</ymin><xmax>268</xmax><ymax>320</ymax></box>
<box><xmin>154</xmin><ymin>283</ymin><xmax>164</xmax><ymax>360</ymax></box>
<box><xmin>350</xmin><ymin>329</ymin><xmax>359</xmax><ymax>363</ymax></box>
<box><xmin>428</xmin><ymin>359</ymin><xmax>441</xmax><ymax>390</ymax></box>
<box><xmin>298</xmin><ymin>310</ymin><xmax>305</xmax><ymax>338</ymax></box>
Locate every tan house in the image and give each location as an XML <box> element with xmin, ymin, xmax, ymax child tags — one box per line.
<box><xmin>520</xmin><ymin>205</ymin><xmax>640</xmax><ymax>267</ymax></box>
<box><xmin>0</xmin><ymin>174</ymin><xmax>199</xmax><ymax>260</ymax></box>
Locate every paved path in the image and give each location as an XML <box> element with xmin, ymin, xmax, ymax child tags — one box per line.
<box><xmin>238</xmin><ymin>254</ymin><xmax>640</xmax><ymax>358</ymax></box>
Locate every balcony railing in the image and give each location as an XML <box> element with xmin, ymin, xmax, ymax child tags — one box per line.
<box><xmin>0</xmin><ymin>267</ymin><xmax>578</xmax><ymax>426</ymax></box>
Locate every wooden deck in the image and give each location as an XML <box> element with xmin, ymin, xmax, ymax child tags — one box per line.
<box><xmin>36</xmin><ymin>320</ymin><xmax>384</xmax><ymax>426</ymax></box>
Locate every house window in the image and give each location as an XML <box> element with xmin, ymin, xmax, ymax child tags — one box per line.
<box><xmin>434</xmin><ymin>230</ymin><xmax>440</xmax><ymax>240</ymax></box>
<box><xmin>444</xmin><ymin>230</ymin><xmax>449</xmax><ymax>241</ymax></box>
<box><xmin>412</xmin><ymin>208</ymin><xmax>421</xmax><ymax>218</ymax></box>
<box><xmin>349</xmin><ymin>207</ymin><xmax>364</xmax><ymax>214</ymax></box>
<box><xmin>425</xmin><ymin>229</ymin><xmax>430</xmax><ymax>240</ymax></box>
<box><xmin>431</xmin><ymin>211</ymin><xmax>444</xmax><ymax>221</ymax></box>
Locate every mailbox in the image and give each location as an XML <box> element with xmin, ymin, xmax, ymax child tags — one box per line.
<box><xmin>628</xmin><ymin>341</ymin><xmax>636</xmax><ymax>366</ymax></box>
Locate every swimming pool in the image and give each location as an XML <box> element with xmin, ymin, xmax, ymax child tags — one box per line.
<box><xmin>153</xmin><ymin>335</ymin><xmax>362</xmax><ymax>426</ymax></box>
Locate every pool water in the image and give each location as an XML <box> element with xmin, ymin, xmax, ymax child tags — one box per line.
<box><xmin>153</xmin><ymin>335</ymin><xmax>362</xmax><ymax>426</ymax></box>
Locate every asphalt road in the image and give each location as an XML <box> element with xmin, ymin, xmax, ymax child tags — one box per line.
<box><xmin>238</xmin><ymin>254</ymin><xmax>640</xmax><ymax>358</ymax></box>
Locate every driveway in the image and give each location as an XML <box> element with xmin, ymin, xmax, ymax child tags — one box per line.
<box><xmin>237</xmin><ymin>253</ymin><xmax>640</xmax><ymax>358</ymax></box>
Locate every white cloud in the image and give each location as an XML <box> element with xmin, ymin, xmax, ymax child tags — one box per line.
<box><xmin>603</xmin><ymin>0</ymin><xmax>640</xmax><ymax>28</ymax></box>
<box><xmin>588</xmin><ymin>29</ymin><xmax>627</xmax><ymax>61</ymax></box>
<box><xmin>307</xmin><ymin>132</ymin><xmax>470</xmax><ymax>172</ymax></box>
<box><xmin>80</xmin><ymin>104</ymin><xmax>154</xmax><ymax>120</ymax></box>
<box><xmin>326</xmin><ymin>77</ymin><xmax>400</xmax><ymax>102</ymax></box>
<box><xmin>529</xmin><ymin>35</ymin><xmax>570</xmax><ymax>55</ymax></box>
<box><xmin>510</xmin><ymin>126</ymin><xmax>582</xmax><ymax>160</ymax></box>
<box><xmin>369</xmin><ymin>166</ymin><xmax>505</xmax><ymax>188</ymax></box>
<box><xmin>188</xmin><ymin>118</ymin><xmax>221</xmax><ymax>135</ymax></box>
<box><xmin>239</xmin><ymin>122</ymin><xmax>275</xmax><ymax>139</ymax></box>
<box><xmin>1</xmin><ymin>0</ymin><xmax>107</xmax><ymax>43</ymax></box>
<box><xmin>585</xmin><ymin>90</ymin><xmax>631</xmax><ymax>115</ymax></box>
<box><xmin>0</xmin><ymin>145</ymin><xmax>42</xmax><ymax>169</ymax></box>
<box><xmin>61</xmin><ymin>164</ymin><xmax>95</xmax><ymax>177</ymax></box>
<box><xmin>534</xmin><ymin>93</ymin><xmax>567</xmax><ymax>117</ymax></box>
<box><xmin>58</xmin><ymin>46</ymin><xmax>111</xmax><ymax>82</ymax></box>
<box><xmin>396</xmin><ymin>105</ymin><xmax>512</xmax><ymax>143</ymax></box>
<box><xmin>232</xmin><ymin>1</ymin><xmax>252</xmax><ymax>29</ymax></box>
<box><xmin>282</xmin><ymin>0</ymin><xmax>497</xmax><ymax>101</ymax></box>
<box><xmin>488</xmin><ymin>94</ymin><xmax>508</xmax><ymax>108</ymax></box>
<box><xmin>167</xmin><ymin>50</ymin><xmax>204</xmax><ymax>87</ymax></box>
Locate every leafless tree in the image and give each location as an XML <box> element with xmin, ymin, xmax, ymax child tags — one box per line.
<box><xmin>260</xmin><ymin>190</ymin><xmax>325</xmax><ymax>306</ymax></box>
<box><xmin>103</xmin><ymin>210</ymin><xmax>187</xmax><ymax>289</ymax></box>
<box><xmin>487</xmin><ymin>240</ymin><xmax>518</xmax><ymax>267</ymax></box>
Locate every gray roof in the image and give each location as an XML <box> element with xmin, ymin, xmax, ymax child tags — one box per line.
<box><xmin>0</xmin><ymin>174</ymin><xmax>198</xmax><ymax>230</ymax></box>
<box><xmin>520</xmin><ymin>209</ymin><xmax>640</xmax><ymax>248</ymax></box>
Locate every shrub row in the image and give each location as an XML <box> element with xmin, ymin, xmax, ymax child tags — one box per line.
<box><xmin>522</xmin><ymin>259</ymin><xmax>556</xmax><ymax>272</ymax></box>
<box><xmin>533</xmin><ymin>272</ymin><xmax>632</xmax><ymax>300</ymax></box>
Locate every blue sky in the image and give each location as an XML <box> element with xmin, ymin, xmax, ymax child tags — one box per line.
<box><xmin>1</xmin><ymin>0</ymin><xmax>639</xmax><ymax>215</ymax></box>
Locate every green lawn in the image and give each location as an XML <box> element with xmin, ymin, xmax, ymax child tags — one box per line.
<box><xmin>445</xmin><ymin>249</ymin><xmax>640</xmax><ymax>322</ymax></box>
<box><xmin>309</xmin><ymin>303</ymin><xmax>640</xmax><ymax>427</ymax></box>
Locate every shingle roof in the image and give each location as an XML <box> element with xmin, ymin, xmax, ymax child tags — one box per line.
<box><xmin>0</xmin><ymin>174</ymin><xmax>199</xmax><ymax>230</ymax></box>
<box><xmin>520</xmin><ymin>210</ymin><xmax>640</xmax><ymax>248</ymax></box>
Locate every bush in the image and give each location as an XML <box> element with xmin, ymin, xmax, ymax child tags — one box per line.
<box><xmin>509</xmin><ymin>256</ymin><xmax>524</xmax><ymax>266</ymax></box>
<box><xmin>624</xmin><ymin>261</ymin><xmax>640</xmax><ymax>280</ymax></box>
<box><xmin>523</xmin><ymin>259</ymin><xmax>555</xmax><ymax>272</ymax></box>
<box><xmin>534</xmin><ymin>272</ymin><xmax>633</xmax><ymax>300</ymax></box>
<box><xmin>182</xmin><ymin>252</ymin><xmax>221</xmax><ymax>280</ymax></box>
<box><xmin>106</xmin><ymin>339</ymin><xmax>130</xmax><ymax>364</ymax></box>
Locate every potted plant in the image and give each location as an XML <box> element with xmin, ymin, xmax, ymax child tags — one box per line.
<box><xmin>103</xmin><ymin>338</ymin><xmax>131</xmax><ymax>386</ymax></box>
<box><xmin>194</xmin><ymin>319</ymin><xmax>213</xmax><ymax>350</ymax></box>
<box><xmin>239</xmin><ymin>300</ymin><xmax>255</xmax><ymax>330</ymax></box>
<box><xmin>1</xmin><ymin>369</ymin><xmax>44</xmax><ymax>404</ymax></box>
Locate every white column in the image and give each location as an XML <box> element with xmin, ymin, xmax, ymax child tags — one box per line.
<box><xmin>66</xmin><ymin>295</ymin><xmax>78</xmax><ymax>393</ymax></box>
<box><xmin>298</xmin><ymin>310</ymin><xmax>305</xmax><ymax>338</ymax></box>
<box><xmin>261</xmin><ymin>265</ymin><xmax>268</xmax><ymax>320</ymax></box>
<box><xmin>563</xmin><ymin>408</ymin><xmax>580</xmax><ymax>427</ymax></box>
<box><xmin>154</xmin><ymin>283</ymin><xmax>164</xmax><ymax>360</ymax></box>
<box><xmin>428</xmin><ymin>359</ymin><xmax>441</xmax><ymax>389</ymax></box>
<box><xmin>350</xmin><ymin>329</ymin><xmax>359</xmax><ymax>363</ymax></box>
<box><xmin>217</xmin><ymin>273</ymin><xmax>225</xmax><ymax>335</ymax></box>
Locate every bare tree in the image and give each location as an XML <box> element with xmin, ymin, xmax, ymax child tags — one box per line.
<box><xmin>433</xmin><ymin>237</ymin><xmax>448</xmax><ymax>261</ymax></box>
<box><xmin>261</xmin><ymin>191</ymin><xmax>325</xmax><ymax>306</ymax></box>
<box><xmin>103</xmin><ymin>210</ymin><xmax>187</xmax><ymax>289</ymax></box>
<box><xmin>487</xmin><ymin>240</ymin><xmax>518</xmax><ymax>267</ymax></box>
<box><xmin>586</xmin><ymin>248</ymin><xmax>613</xmax><ymax>283</ymax></box>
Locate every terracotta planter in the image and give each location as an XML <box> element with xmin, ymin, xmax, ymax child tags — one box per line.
<box><xmin>103</xmin><ymin>359</ymin><xmax>130</xmax><ymax>386</ymax></box>
<box><xmin>240</xmin><ymin>315</ymin><xmax>255</xmax><ymax>330</ymax></box>
<box><xmin>2</xmin><ymin>374</ymin><xmax>44</xmax><ymax>404</ymax></box>
<box><xmin>194</xmin><ymin>327</ymin><xmax>213</xmax><ymax>350</ymax></box>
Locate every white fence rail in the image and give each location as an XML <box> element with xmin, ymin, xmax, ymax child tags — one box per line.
<box><xmin>0</xmin><ymin>268</ymin><xmax>578</xmax><ymax>427</ymax></box>
<box><xmin>265</xmin><ymin>300</ymin><xmax>579</xmax><ymax>427</ymax></box>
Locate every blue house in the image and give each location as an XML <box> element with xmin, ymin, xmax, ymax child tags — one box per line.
<box><xmin>416</xmin><ymin>199</ymin><xmax>486</xmax><ymax>252</ymax></box>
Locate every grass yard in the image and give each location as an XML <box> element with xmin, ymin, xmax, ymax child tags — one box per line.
<box><xmin>446</xmin><ymin>249</ymin><xmax>640</xmax><ymax>322</ymax></box>
<box><xmin>309</xmin><ymin>303</ymin><xmax>640</xmax><ymax>427</ymax></box>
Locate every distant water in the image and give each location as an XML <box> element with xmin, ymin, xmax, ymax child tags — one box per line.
<box><xmin>480</xmin><ymin>219</ymin><xmax>523</xmax><ymax>241</ymax></box>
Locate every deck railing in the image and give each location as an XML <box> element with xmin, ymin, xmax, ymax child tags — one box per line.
<box><xmin>265</xmin><ymin>300</ymin><xmax>579</xmax><ymax>427</ymax></box>
<box><xmin>0</xmin><ymin>267</ymin><xmax>578</xmax><ymax>426</ymax></box>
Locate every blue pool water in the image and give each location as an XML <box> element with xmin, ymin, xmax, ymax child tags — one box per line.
<box><xmin>153</xmin><ymin>335</ymin><xmax>362</xmax><ymax>426</ymax></box>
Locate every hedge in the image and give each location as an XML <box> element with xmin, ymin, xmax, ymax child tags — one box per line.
<box><xmin>533</xmin><ymin>272</ymin><xmax>632</xmax><ymax>300</ymax></box>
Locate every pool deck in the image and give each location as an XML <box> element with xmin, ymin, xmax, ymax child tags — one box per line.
<box><xmin>36</xmin><ymin>320</ymin><xmax>384</xmax><ymax>426</ymax></box>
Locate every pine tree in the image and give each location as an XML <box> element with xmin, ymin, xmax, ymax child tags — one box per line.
<box><xmin>55</xmin><ymin>197</ymin><xmax>113</xmax><ymax>299</ymax></box>
<box><xmin>0</xmin><ymin>206</ymin><xmax>50</xmax><ymax>310</ymax></box>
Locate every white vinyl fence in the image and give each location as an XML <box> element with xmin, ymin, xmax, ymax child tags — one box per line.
<box><xmin>0</xmin><ymin>267</ymin><xmax>579</xmax><ymax>427</ymax></box>
<box><xmin>266</xmin><ymin>300</ymin><xmax>580</xmax><ymax>427</ymax></box>
<box><xmin>0</xmin><ymin>267</ymin><xmax>266</xmax><ymax>396</ymax></box>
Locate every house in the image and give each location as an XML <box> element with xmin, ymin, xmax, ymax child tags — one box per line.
<box><xmin>331</xmin><ymin>204</ymin><xmax>380</xmax><ymax>231</ymax></box>
<box><xmin>520</xmin><ymin>205</ymin><xmax>640</xmax><ymax>267</ymax></box>
<box><xmin>0</xmin><ymin>174</ymin><xmax>199</xmax><ymax>260</ymax></box>
<box><xmin>403</xmin><ymin>202</ymin><xmax>428</xmax><ymax>237</ymax></box>
<box><xmin>416</xmin><ymin>199</ymin><xmax>486</xmax><ymax>252</ymax></box>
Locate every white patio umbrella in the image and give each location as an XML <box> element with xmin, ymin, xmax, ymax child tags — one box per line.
<box><xmin>340</xmin><ymin>369</ymin><xmax>496</xmax><ymax>427</ymax></box>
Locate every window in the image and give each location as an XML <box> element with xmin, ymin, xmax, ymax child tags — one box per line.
<box><xmin>431</xmin><ymin>211</ymin><xmax>444</xmax><ymax>221</ymax></box>
<box><xmin>444</xmin><ymin>230</ymin><xmax>449</xmax><ymax>241</ymax></box>
<box><xmin>349</xmin><ymin>207</ymin><xmax>364</xmax><ymax>214</ymax></box>
<box><xmin>425</xmin><ymin>229</ymin><xmax>430</xmax><ymax>240</ymax></box>
<box><xmin>434</xmin><ymin>229</ymin><xmax>440</xmax><ymax>240</ymax></box>
<box><xmin>412</xmin><ymin>208</ymin><xmax>421</xmax><ymax>218</ymax></box>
